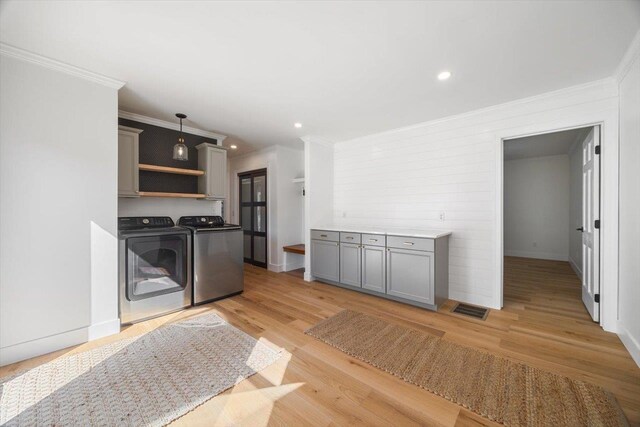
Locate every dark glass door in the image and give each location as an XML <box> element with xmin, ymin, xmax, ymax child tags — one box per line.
<box><xmin>239</xmin><ymin>169</ymin><xmax>267</xmax><ymax>268</ymax></box>
<box><xmin>126</xmin><ymin>234</ymin><xmax>188</xmax><ymax>301</ymax></box>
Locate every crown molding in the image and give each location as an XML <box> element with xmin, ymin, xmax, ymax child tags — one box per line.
<box><xmin>0</xmin><ymin>43</ymin><xmax>125</xmax><ymax>89</ymax></box>
<box><xmin>614</xmin><ymin>29</ymin><xmax>640</xmax><ymax>83</ymax></box>
<box><xmin>336</xmin><ymin>78</ymin><xmax>617</xmax><ymax>145</ymax></box>
<box><xmin>118</xmin><ymin>110</ymin><xmax>227</xmax><ymax>142</ymax></box>
<box><xmin>300</xmin><ymin>135</ymin><xmax>334</xmax><ymax>147</ymax></box>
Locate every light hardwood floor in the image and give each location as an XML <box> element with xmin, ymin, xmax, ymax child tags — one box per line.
<box><xmin>1</xmin><ymin>256</ymin><xmax>639</xmax><ymax>426</ymax></box>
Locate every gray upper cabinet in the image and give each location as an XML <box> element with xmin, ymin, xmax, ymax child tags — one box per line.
<box><xmin>362</xmin><ymin>245</ymin><xmax>385</xmax><ymax>293</ymax></box>
<box><xmin>386</xmin><ymin>247</ymin><xmax>434</xmax><ymax>305</ymax></box>
<box><xmin>118</xmin><ymin>126</ymin><xmax>143</xmax><ymax>197</ymax></box>
<box><xmin>311</xmin><ymin>238</ymin><xmax>340</xmax><ymax>282</ymax></box>
<box><xmin>196</xmin><ymin>143</ymin><xmax>227</xmax><ymax>200</ymax></box>
<box><xmin>340</xmin><ymin>242</ymin><xmax>361</xmax><ymax>287</ymax></box>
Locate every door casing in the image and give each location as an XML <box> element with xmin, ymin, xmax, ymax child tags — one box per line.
<box><xmin>499</xmin><ymin>123</ymin><xmax>603</xmax><ymax>324</ymax></box>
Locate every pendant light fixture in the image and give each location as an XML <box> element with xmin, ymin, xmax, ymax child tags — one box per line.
<box><xmin>173</xmin><ymin>113</ymin><xmax>188</xmax><ymax>161</ymax></box>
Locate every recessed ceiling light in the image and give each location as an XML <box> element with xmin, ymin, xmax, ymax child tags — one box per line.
<box><xmin>229</xmin><ymin>144</ymin><xmax>237</xmax><ymax>149</ymax></box>
<box><xmin>438</xmin><ymin>71</ymin><xmax>451</xmax><ymax>81</ymax></box>
<box><xmin>294</xmin><ymin>123</ymin><xmax>302</xmax><ymax>128</ymax></box>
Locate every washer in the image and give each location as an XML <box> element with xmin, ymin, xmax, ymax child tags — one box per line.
<box><xmin>118</xmin><ymin>216</ymin><xmax>192</xmax><ymax>324</ymax></box>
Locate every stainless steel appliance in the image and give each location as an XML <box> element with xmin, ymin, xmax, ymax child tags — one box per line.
<box><xmin>118</xmin><ymin>217</ymin><xmax>192</xmax><ymax>324</ymax></box>
<box><xmin>178</xmin><ymin>216</ymin><xmax>243</xmax><ymax>305</ymax></box>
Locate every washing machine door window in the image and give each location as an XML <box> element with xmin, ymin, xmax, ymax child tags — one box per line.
<box><xmin>126</xmin><ymin>233</ymin><xmax>188</xmax><ymax>301</ymax></box>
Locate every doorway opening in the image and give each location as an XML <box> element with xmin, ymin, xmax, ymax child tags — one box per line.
<box><xmin>239</xmin><ymin>168</ymin><xmax>267</xmax><ymax>268</ymax></box>
<box><xmin>502</xmin><ymin>125</ymin><xmax>601</xmax><ymax>322</ymax></box>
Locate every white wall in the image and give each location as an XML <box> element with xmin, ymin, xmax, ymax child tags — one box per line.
<box><xmin>617</xmin><ymin>31</ymin><xmax>640</xmax><ymax>367</ymax></box>
<box><xmin>118</xmin><ymin>198</ymin><xmax>222</xmax><ymax>223</ymax></box>
<box><xmin>303</xmin><ymin>137</ymin><xmax>334</xmax><ymax>281</ymax></box>
<box><xmin>568</xmin><ymin>136</ymin><xmax>584</xmax><ymax>276</ymax></box>
<box><xmin>504</xmin><ymin>155</ymin><xmax>570</xmax><ymax>261</ymax></box>
<box><xmin>275</xmin><ymin>147</ymin><xmax>305</xmax><ymax>271</ymax></box>
<box><xmin>227</xmin><ymin>145</ymin><xmax>304</xmax><ymax>272</ymax></box>
<box><xmin>328</xmin><ymin>79</ymin><xmax>619</xmax><ymax>331</ymax></box>
<box><xmin>0</xmin><ymin>51</ymin><xmax>122</xmax><ymax>365</ymax></box>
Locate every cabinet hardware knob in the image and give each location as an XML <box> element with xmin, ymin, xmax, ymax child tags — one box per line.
<box><xmin>320</xmin><ymin>234</ymin><xmax>327</xmax><ymax>237</ymax></box>
<box><xmin>403</xmin><ymin>242</ymin><xmax>415</xmax><ymax>246</ymax></box>
<box><xmin>369</xmin><ymin>239</ymin><xmax>377</xmax><ymax>242</ymax></box>
<box><xmin>346</xmin><ymin>236</ymin><xmax>353</xmax><ymax>240</ymax></box>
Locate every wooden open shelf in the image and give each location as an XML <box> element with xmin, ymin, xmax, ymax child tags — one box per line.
<box><xmin>139</xmin><ymin>163</ymin><xmax>205</xmax><ymax>176</ymax></box>
<box><xmin>138</xmin><ymin>191</ymin><xmax>206</xmax><ymax>199</ymax></box>
<box><xmin>283</xmin><ymin>244</ymin><xmax>305</xmax><ymax>255</ymax></box>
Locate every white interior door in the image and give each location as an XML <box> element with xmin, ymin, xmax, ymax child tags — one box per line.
<box><xmin>581</xmin><ymin>126</ymin><xmax>600</xmax><ymax>322</ymax></box>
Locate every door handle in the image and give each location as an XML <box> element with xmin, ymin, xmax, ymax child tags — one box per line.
<box><xmin>576</xmin><ymin>227</ymin><xmax>584</xmax><ymax>232</ymax></box>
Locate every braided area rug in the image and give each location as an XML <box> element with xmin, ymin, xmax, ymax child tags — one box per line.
<box><xmin>306</xmin><ymin>310</ymin><xmax>629</xmax><ymax>427</ymax></box>
<box><xmin>0</xmin><ymin>313</ymin><xmax>282</xmax><ymax>426</ymax></box>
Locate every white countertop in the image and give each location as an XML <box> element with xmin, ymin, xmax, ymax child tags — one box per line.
<box><xmin>313</xmin><ymin>225</ymin><xmax>452</xmax><ymax>239</ymax></box>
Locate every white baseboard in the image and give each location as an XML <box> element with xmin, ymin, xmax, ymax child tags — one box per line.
<box><xmin>618</xmin><ymin>321</ymin><xmax>640</xmax><ymax>368</ymax></box>
<box><xmin>284</xmin><ymin>260</ymin><xmax>305</xmax><ymax>272</ymax></box>
<box><xmin>88</xmin><ymin>318</ymin><xmax>120</xmax><ymax>341</ymax></box>
<box><xmin>0</xmin><ymin>318</ymin><xmax>121</xmax><ymax>367</ymax></box>
<box><xmin>0</xmin><ymin>327</ymin><xmax>89</xmax><ymax>367</ymax></box>
<box><xmin>268</xmin><ymin>263</ymin><xmax>283</xmax><ymax>273</ymax></box>
<box><xmin>568</xmin><ymin>256</ymin><xmax>583</xmax><ymax>279</ymax></box>
<box><xmin>504</xmin><ymin>250</ymin><xmax>568</xmax><ymax>261</ymax></box>
<box><xmin>270</xmin><ymin>257</ymin><xmax>305</xmax><ymax>273</ymax></box>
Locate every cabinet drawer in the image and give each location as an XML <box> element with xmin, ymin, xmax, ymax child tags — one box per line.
<box><xmin>311</xmin><ymin>230</ymin><xmax>339</xmax><ymax>242</ymax></box>
<box><xmin>362</xmin><ymin>234</ymin><xmax>385</xmax><ymax>247</ymax></box>
<box><xmin>340</xmin><ymin>232</ymin><xmax>361</xmax><ymax>244</ymax></box>
<box><xmin>386</xmin><ymin>235</ymin><xmax>434</xmax><ymax>252</ymax></box>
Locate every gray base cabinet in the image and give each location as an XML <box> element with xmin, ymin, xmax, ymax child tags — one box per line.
<box><xmin>362</xmin><ymin>245</ymin><xmax>386</xmax><ymax>292</ymax></box>
<box><xmin>386</xmin><ymin>248</ymin><xmax>434</xmax><ymax>305</ymax></box>
<box><xmin>310</xmin><ymin>228</ymin><xmax>450</xmax><ymax>311</ymax></box>
<box><xmin>311</xmin><ymin>239</ymin><xmax>340</xmax><ymax>282</ymax></box>
<box><xmin>340</xmin><ymin>243</ymin><xmax>361</xmax><ymax>287</ymax></box>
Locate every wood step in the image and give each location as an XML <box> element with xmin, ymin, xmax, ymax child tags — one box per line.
<box><xmin>283</xmin><ymin>244</ymin><xmax>305</xmax><ymax>255</ymax></box>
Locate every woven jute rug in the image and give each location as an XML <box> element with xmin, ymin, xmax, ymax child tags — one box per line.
<box><xmin>306</xmin><ymin>310</ymin><xmax>628</xmax><ymax>427</ymax></box>
<box><xmin>0</xmin><ymin>313</ymin><xmax>282</xmax><ymax>426</ymax></box>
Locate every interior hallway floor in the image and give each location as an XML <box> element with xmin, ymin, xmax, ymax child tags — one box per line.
<box><xmin>1</xmin><ymin>257</ymin><xmax>638</xmax><ymax>426</ymax></box>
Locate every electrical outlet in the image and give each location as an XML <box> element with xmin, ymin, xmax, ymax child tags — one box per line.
<box><xmin>439</xmin><ymin>212</ymin><xmax>445</xmax><ymax>221</ymax></box>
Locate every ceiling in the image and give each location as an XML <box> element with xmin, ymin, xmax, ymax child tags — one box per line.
<box><xmin>1</xmin><ymin>1</ymin><xmax>639</xmax><ymax>157</ymax></box>
<box><xmin>504</xmin><ymin>127</ymin><xmax>591</xmax><ymax>161</ymax></box>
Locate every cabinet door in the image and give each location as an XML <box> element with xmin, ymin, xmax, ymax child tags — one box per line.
<box><xmin>386</xmin><ymin>248</ymin><xmax>434</xmax><ymax>304</ymax></box>
<box><xmin>118</xmin><ymin>130</ymin><xmax>139</xmax><ymax>197</ymax></box>
<box><xmin>340</xmin><ymin>243</ymin><xmax>361</xmax><ymax>287</ymax></box>
<box><xmin>311</xmin><ymin>239</ymin><xmax>339</xmax><ymax>282</ymax></box>
<box><xmin>362</xmin><ymin>245</ymin><xmax>385</xmax><ymax>292</ymax></box>
<box><xmin>207</xmin><ymin>148</ymin><xmax>227</xmax><ymax>199</ymax></box>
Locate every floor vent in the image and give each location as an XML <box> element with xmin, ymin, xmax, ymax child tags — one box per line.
<box><xmin>451</xmin><ymin>303</ymin><xmax>489</xmax><ymax>320</ymax></box>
